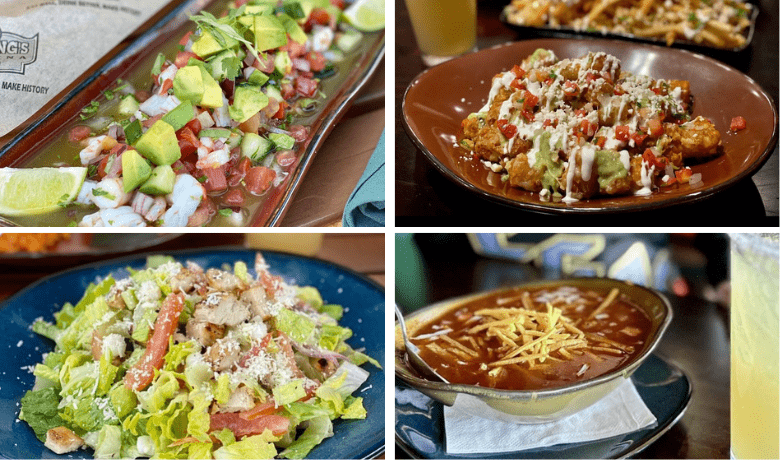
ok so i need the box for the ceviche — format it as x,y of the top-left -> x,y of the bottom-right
18,253 -> 380,458
0,0 -> 373,227
459,49 -> 728,203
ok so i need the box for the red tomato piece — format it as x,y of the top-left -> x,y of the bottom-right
188,197 -> 216,227
675,167 -> 693,183
496,119 -> 517,139
68,125 -> 91,143
615,125 -> 630,142
510,64 -> 526,79
647,118 -> 664,137
523,91 -> 539,110
295,76 -> 318,98
245,166 -> 276,195
178,31 -> 193,47
222,188 -> 245,207
174,51 -> 199,69
177,127 -> 200,159
209,412 -> 290,439
510,78 -> 526,91
563,81 -> 579,97
630,130 -> 648,146
124,293 -> 185,391
306,51 -> 327,72
730,116 -> 746,131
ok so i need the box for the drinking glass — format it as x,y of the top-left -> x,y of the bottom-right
404,0 -> 477,66
730,233 -> 779,459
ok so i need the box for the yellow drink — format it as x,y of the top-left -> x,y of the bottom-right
731,233 -> 780,459
245,233 -> 324,256
404,0 -> 477,66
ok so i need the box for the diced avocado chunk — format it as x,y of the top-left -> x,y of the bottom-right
139,165 -> 176,195
241,132 -> 274,163
199,66 -> 224,108
135,120 -> 181,166
161,101 -> 194,131
595,149 -> 628,190
199,128 -> 232,139
278,13 -> 307,44
118,94 -> 140,117
247,68 -> 270,86
528,48 -> 554,66
268,132 -> 295,150
252,15 -> 288,52
173,66 -> 204,104
280,2 -> 306,20
229,84 -> 269,123
121,149 -> 152,193
243,4 -> 274,15
264,85 -> 283,103
530,131 -> 563,191
191,29 -> 238,58
274,51 -> 292,75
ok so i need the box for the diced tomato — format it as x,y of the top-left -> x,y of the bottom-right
97,152 -> 122,179
308,8 -> 331,26
510,64 -> 526,79
563,81 -> 579,97
275,150 -> 297,169
542,119 -> 558,128
252,54 -> 276,73
295,76 -> 318,98
579,120 -> 595,137
642,149 -> 667,169
245,166 -> 276,195
522,91 -> 538,110
172,159 -> 196,176
585,72 -> 598,84
647,118 -> 664,137
178,31 -> 193,47
174,51 -> 199,69
222,188 -> 245,207
595,136 -> 606,148
630,130 -> 648,146
306,51 -> 327,72
651,87 -> 663,95
184,118 -> 202,135
288,125 -> 309,142
273,100 -> 289,120
675,167 -> 693,183
730,116 -> 746,132
209,412 -> 290,439
496,119 -> 517,139
615,125 -> 630,142
510,78 -> 526,91
330,0 -> 346,8
661,176 -> 678,187
68,125 -> 91,143
574,108 -> 587,117
177,127 -> 200,159
281,40 -> 307,59
521,109 -> 535,123
281,82 -> 296,100
124,293 -> 185,391
613,85 -> 626,96
201,166 -> 228,193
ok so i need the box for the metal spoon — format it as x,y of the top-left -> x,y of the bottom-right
395,304 -> 448,383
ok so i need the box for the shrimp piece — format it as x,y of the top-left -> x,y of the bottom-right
196,147 -> 230,170
139,94 -> 181,117
311,25 -> 334,52
161,174 -> 205,227
79,206 -> 146,227
90,177 -> 131,209
79,135 -> 117,165
76,180 -> 98,205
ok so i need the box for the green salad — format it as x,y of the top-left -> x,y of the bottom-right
18,253 -> 379,459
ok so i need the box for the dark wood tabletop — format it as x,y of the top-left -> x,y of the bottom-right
0,233 -> 385,301
395,0 -> 779,226
395,235 -> 729,459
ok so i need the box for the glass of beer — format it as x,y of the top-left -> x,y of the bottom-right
404,0 -> 477,66
730,233 -> 779,459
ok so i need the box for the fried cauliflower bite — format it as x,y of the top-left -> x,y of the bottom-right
664,116 -> 721,159
506,153 -> 544,192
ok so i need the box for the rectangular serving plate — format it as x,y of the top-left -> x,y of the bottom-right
499,4 -> 758,54
0,0 -> 385,227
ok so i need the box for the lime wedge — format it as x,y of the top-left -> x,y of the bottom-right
0,167 -> 87,216
343,0 -> 384,32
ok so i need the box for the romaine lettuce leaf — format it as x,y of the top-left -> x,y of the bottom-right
19,387 -> 65,442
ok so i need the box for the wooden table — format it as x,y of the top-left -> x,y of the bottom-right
395,0 -> 778,225
0,233 -> 385,300
395,236 -> 729,459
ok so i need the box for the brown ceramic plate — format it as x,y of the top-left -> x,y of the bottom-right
402,38 -> 778,214
0,0 -> 384,227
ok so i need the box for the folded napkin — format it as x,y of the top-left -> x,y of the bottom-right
444,379 -> 657,454
342,130 -> 385,227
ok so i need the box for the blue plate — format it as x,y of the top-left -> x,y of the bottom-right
396,353 -> 691,459
0,247 -> 385,459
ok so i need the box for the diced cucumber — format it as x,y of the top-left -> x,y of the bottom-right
269,132 -> 295,150
337,29 -> 362,52
199,128 -> 232,139
226,130 -> 244,149
241,133 -> 274,163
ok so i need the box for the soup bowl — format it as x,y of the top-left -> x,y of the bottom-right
395,278 -> 672,424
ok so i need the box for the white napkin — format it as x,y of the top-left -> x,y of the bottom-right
444,379 -> 657,454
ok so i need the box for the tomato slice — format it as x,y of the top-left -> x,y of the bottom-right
209,412 -> 290,438
124,293 -> 185,391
